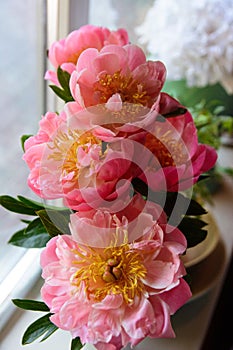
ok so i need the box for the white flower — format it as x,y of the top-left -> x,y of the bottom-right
136,0 -> 233,94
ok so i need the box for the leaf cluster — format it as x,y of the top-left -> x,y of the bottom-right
188,100 -> 233,202
0,195 -> 71,248
190,100 -> 233,150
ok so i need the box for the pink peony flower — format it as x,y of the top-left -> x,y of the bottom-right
40,199 -> 191,349
22,107 -> 135,211
22,110 -> 68,198
138,93 -> 218,192
69,44 -> 166,108
45,25 -> 129,85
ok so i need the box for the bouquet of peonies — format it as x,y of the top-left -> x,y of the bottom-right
0,25 -> 217,350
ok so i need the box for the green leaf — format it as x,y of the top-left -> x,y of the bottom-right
8,218 -> 50,248
131,181 -> 206,219
36,209 -> 71,237
163,192 -> 207,219
17,196 -> 46,211
21,134 -> 33,152
40,323 -> 59,342
18,195 -> 70,212
7,228 -> 26,245
161,107 -> 187,119
71,337 -> 83,350
21,219 -> 31,224
12,299 -> 49,312
0,195 -> 65,217
22,313 -> 58,345
186,198 -> 207,216
0,195 -> 38,216
49,84 -> 74,103
197,173 -> 210,182
57,66 -> 71,92
178,216 -> 208,248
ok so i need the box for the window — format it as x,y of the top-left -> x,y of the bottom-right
0,0 -> 46,325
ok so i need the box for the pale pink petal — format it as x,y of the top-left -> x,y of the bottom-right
143,260 -> 176,289
44,70 -> 59,85
105,93 -> 123,112
40,237 -> 59,268
149,296 -> 175,338
77,48 -> 99,72
60,62 -> 76,75
93,294 -> 123,310
122,297 -> 156,340
124,44 -> 146,70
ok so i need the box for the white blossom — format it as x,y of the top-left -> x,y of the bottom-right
136,0 -> 233,94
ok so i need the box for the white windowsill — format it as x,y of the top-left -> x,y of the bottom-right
0,250 -> 41,333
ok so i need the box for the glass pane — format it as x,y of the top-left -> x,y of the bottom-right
0,0 -> 45,282
88,0 -> 154,52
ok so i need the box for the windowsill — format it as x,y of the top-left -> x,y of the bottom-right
0,250 -> 41,332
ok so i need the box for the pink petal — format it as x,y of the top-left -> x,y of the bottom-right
160,278 -> 192,314
93,294 -> 123,310
44,70 -> 59,85
93,52 -> 121,75
122,297 -> 155,341
143,260 -> 176,289
124,44 -> 146,70
149,296 -> 175,338
77,48 -> 99,72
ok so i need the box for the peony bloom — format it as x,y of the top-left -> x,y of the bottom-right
22,107 -> 135,211
69,44 -> 166,108
138,93 -> 218,192
45,25 -> 129,85
40,198 -> 191,349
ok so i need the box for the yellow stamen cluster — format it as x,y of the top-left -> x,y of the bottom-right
94,71 -> 150,106
48,129 -> 101,180
145,129 -> 187,167
71,243 -> 147,305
